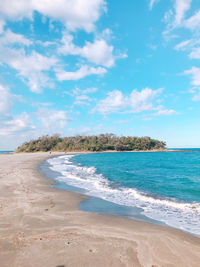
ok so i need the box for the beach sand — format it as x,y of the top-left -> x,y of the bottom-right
0,153 -> 200,267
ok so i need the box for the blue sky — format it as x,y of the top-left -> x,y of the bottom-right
0,0 -> 200,149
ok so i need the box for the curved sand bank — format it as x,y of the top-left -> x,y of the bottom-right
0,153 -> 199,267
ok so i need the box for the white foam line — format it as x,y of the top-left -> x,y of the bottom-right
47,155 -> 200,236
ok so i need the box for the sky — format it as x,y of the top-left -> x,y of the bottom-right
0,0 -> 200,149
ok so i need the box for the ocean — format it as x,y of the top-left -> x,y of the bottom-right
41,151 -> 200,236
0,151 -> 13,154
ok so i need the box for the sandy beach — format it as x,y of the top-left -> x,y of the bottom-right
0,153 -> 200,267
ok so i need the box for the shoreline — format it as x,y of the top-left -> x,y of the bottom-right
0,152 -> 200,266
43,152 -> 200,237
13,148 -> 198,154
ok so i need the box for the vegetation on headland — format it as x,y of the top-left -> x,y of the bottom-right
16,134 -> 167,152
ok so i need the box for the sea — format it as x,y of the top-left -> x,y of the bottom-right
41,150 -> 200,236
0,151 -> 13,154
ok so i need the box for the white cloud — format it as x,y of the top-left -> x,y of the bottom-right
163,9 -> 174,25
36,40 -> 56,47
174,38 -> 200,60
163,0 -> 200,50
174,0 -> 192,26
184,67 -> 200,87
93,90 -> 125,115
149,0 -> 160,10
70,87 -> 98,105
174,39 -> 191,50
59,33 -> 115,67
189,47 -> 200,59
78,39 -> 114,67
75,95 -> 91,101
0,3 -> 120,93
0,113 -> 34,136
56,65 -> 107,81
0,30 -> 110,92
0,1 -> 32,21
95,28 -> 113,41
0,0 -> 106,32
129,87 -> 162,112
70,87 -> 98,96
184,10 -> 200,30
0,29 -> 32,46
162,1 -> 193,41
9,51 -> 57,93
68,124 -> 104,136
32,102 -> 53,107
192,93 -> 200,101
0,83 -> 35,136
81,87 -> 98,94
183,66 -> 200,101
0,46 -> 57,92
0,19 -> 5,34
0,92 -> 69,138
156,109 -> 177,115
114,120 -> 129,124
0,84 -> 12,114
58,33 -> 76,54
36,108 -> 69,131
0,30 -> 56,93
74,95 -> 92,106
8,51 -> 56,73
93,88 -> 167,115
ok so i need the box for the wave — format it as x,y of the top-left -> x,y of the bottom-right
47,154 -> 200,236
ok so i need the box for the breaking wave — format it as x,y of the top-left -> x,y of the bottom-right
47,154 -> 200,236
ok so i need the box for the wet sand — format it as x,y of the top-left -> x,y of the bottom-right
0,152 -> 200,267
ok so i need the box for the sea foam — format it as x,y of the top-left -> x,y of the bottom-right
47,155 -> 200,236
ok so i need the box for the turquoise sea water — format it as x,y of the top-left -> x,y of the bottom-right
45,151 -> 200,236
0,151 -> 13,154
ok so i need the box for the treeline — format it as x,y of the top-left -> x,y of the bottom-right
16,134 -> 166,152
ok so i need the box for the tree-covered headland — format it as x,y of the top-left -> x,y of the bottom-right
16,134 -> 167,152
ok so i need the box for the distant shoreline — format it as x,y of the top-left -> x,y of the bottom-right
13,148 -> 199,154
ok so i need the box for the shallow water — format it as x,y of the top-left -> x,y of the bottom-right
44,151 -> 200,236
0,151 -> 13,154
